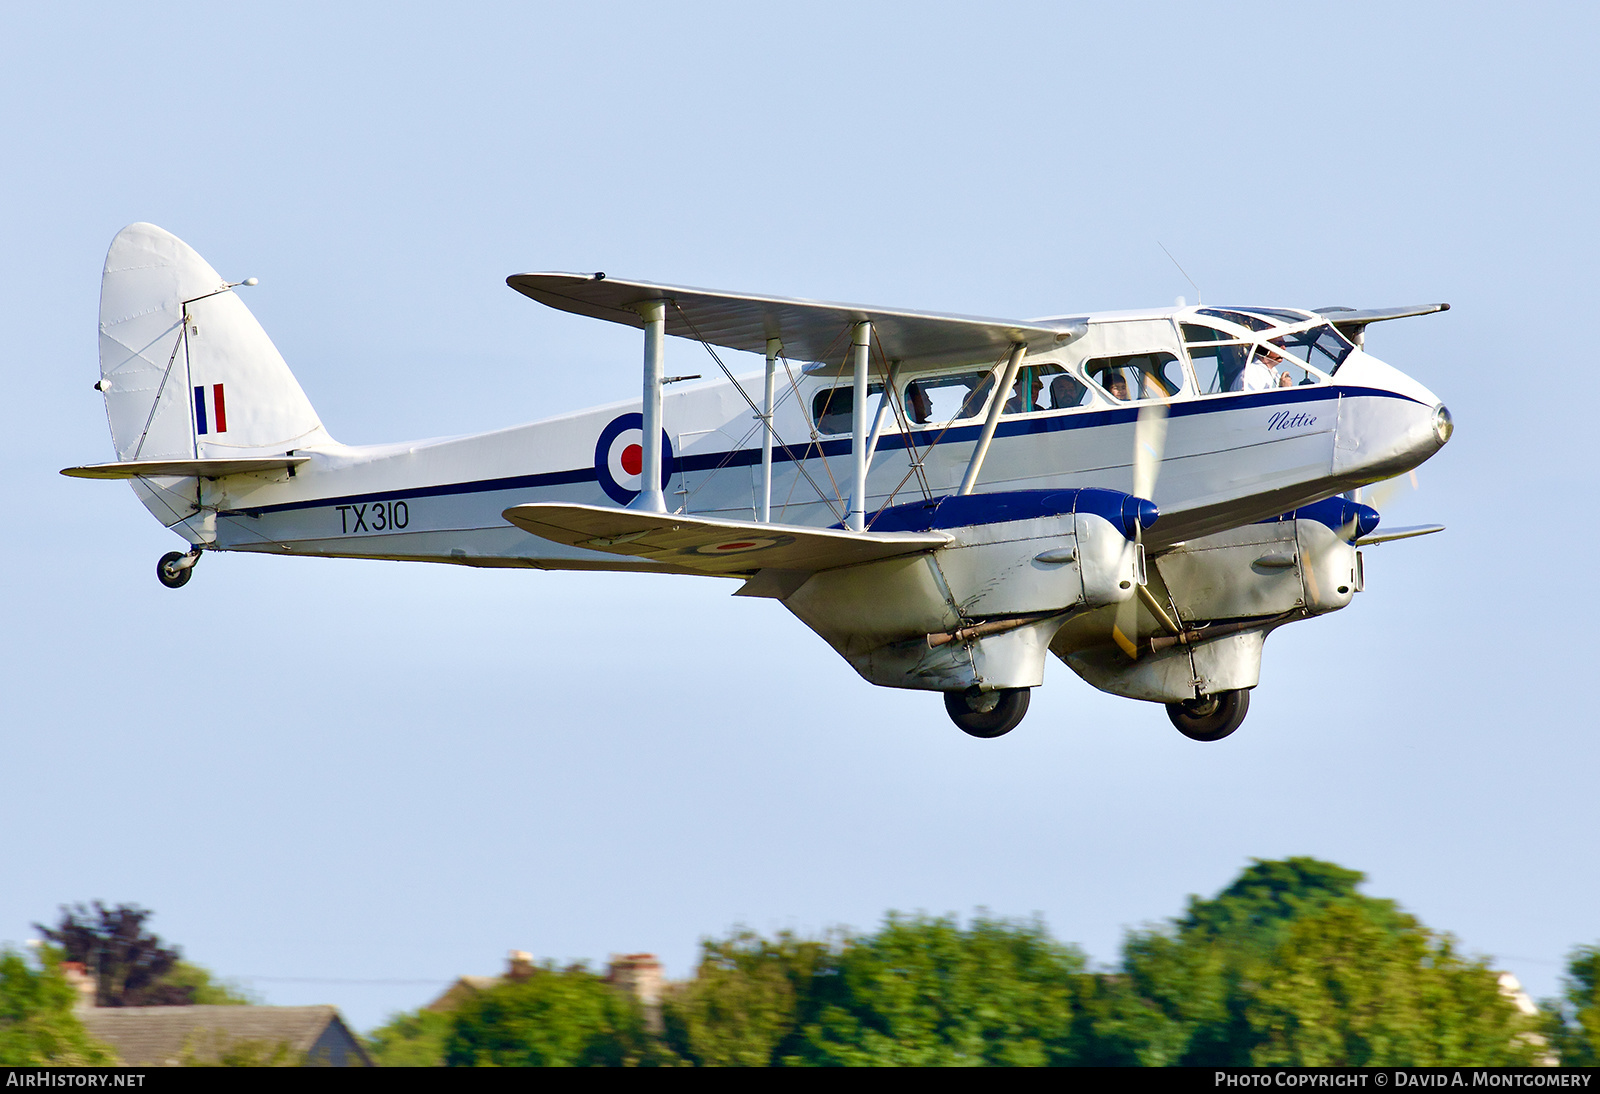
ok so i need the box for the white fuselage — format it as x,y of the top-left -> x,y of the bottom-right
161,318 -> 1446,572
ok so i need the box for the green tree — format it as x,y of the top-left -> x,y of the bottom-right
444,963 -> 665,1067
661,927 -> 847,1066
1543,943 -> 1600,1065
161,961 -> 257,1005
365,1007 -> 453,1067
0,947 -> 114,1066
1081,857 -> 1415,1065
1071,929 -> 1229,1065
794,913 -> 1085,1067
661,929 -> 803,1066
1080,858 -> 1536,1067
1247,902 -> 1536,1066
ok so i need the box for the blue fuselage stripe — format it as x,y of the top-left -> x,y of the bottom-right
222,385 -> 1418,518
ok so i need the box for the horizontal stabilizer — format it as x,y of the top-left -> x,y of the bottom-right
1355,523 -> 1444,545
502,502 -> 949,575
61,456 -> 309,480
505,273 -> 1082,370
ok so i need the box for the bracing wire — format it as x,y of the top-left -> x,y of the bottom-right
865,346 -> 1010,529
670,301 -> 845,522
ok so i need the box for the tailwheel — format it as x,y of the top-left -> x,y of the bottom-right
156,550 -> 199,589
944,687 -> 1030,738
1166,689 -> 1249,742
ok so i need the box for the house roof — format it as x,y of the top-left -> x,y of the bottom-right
81,1005 -> 371,1067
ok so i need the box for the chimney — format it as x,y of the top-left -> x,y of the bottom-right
605,954 -> 664,1032
59,961 -> 96,1013
505,950 -> 535,982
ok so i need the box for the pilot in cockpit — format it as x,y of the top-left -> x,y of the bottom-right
1239,347 -> 1294,391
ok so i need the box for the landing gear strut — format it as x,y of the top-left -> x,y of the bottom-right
944,687 -> 1030,738
156,549 -> 201,589
1166,689 -> 1249,741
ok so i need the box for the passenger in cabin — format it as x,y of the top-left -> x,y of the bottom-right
906,380 -> 933,424
1104,372 -> 1130,401
956,374 -> 995,419
1004,372 -> 1045,414
1050,374 -> 1088,409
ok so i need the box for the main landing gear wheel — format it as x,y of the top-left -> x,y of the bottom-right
1166,689 -> 1249,742
944,687 -> 1030,738
156,551 -> 198,590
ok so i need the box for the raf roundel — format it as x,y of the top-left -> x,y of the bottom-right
682,534 -> 796,557
594,412 -> 674,505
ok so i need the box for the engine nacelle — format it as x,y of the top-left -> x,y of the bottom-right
783,489 -> 1153,693
1058,504 -> 1369,704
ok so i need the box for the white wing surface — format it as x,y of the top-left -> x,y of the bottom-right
506,273 -> 1083,370
502,503 -> 949,575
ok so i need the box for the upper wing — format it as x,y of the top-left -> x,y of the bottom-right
62,457 -> 310,480
505,273 -> 1083,370
1314,304 -> 1450,339
502,503 -> 950,575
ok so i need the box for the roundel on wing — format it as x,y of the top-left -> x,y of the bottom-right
594,413 -> 674,505
681,534 -> 796,558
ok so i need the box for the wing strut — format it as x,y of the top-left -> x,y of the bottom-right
635,300 -> 668,513
759,337 -> 780,522
847,321 -> 871,531
959,342 -> 1027,495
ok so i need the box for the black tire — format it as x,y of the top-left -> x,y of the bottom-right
944,687 -> 1030,738
156,551 -> 193,589
1166,689 -> 1249,741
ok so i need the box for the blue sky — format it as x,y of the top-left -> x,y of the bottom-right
3,3 -> 1595,1031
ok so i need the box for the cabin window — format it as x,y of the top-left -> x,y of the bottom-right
1240,344 -> 1316,390
811,383 -> 883,436
1235,307 -> 1317,325
1187,341 -> 1253,393
1083,352 -> 1186,403
1188,338 -> 1331,392
1197,308 -> 1273,332
1270,324 -> 1355,375
903,371 -> 995,428
1000,363 -> 1092,414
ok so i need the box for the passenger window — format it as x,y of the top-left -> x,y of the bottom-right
811,383 -> 882,435
903,371 -> 995,428
1047,371 -> 1092,410
1084,352 -> 1185,402
1001,364 -> 1085,415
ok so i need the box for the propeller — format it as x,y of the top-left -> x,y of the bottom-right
1352,470 -> 1418,513
1112,401 -> 1169,659
1341,471 -> 1417,540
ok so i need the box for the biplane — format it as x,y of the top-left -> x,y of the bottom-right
66,223 -> 1452,740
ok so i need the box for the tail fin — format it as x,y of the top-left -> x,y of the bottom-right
98,223 -> 333,464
